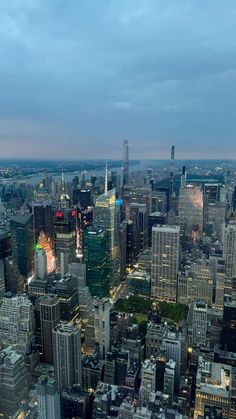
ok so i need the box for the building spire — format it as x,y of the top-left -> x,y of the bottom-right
61,162 -> 65,194
105,161 -> 108,194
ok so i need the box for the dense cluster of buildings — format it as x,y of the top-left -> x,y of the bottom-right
0,144 -> 236,417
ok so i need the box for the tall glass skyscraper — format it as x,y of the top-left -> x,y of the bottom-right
94,188 -> 120,290
84,227 -> 110,297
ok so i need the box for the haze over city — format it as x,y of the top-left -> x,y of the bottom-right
1,0 -> 236,159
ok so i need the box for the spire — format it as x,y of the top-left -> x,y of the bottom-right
105,161 -> 108,194
61,162 -> 65,194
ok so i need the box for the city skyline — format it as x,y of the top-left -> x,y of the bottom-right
1,1 -> 236,159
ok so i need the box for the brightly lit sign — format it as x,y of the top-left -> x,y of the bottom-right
116,198 -> 123,206
56,211 -> 64,218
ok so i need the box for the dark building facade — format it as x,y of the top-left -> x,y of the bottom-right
10,214 -> 34,278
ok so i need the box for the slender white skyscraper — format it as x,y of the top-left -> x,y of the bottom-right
123,140 -> 129,187
151,225 -> 180,302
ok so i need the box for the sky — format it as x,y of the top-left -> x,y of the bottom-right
0,0 -> 236,160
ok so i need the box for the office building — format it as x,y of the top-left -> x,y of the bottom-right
10,213 -> 34,279
94,298 -> 110,359
163,331 -> 182,386
32,200 -> 53,244
35,247 -> 47,279
0,346 -> 28,417
0,295 -> 34,355
221,297 -> 236,352
141,359 -> 157,392
73,188 -> 92,209
164,360 -> 176,405
178,258 -> 214,305
47,273 -> 80,322
151,225 -> 180,302
53,322 -> 82,393
39,294 -> 60,364
36,376 -> 61,419
0,259 -> 5,300
53,208 -> 77,269
94,188 -> 120,289
188,301 -> 208,347
194,357 -> 231,419
223,222 -> 236,289
84,227 -> 110,297
178,184 -> 203,236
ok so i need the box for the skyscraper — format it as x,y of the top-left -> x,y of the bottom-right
178,184 -> 203,237
94,298 -> 110,359
39,294 -> 60,364
32,200 -> 53,244
34,247 -> 47,279
10,213 -> 34,279
123,140 -> 129,187
0,295 -> 34,355
94,188 -> 120,290
223,222 -> 236,290
84,227 -> 110,297
36,376 -> 61,419
53,322 -> 82,393
0,346 -> 28,417
221,297 -> 236,352
151,225 -> 180,302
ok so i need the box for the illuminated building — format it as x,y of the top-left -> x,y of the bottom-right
37,230 -> 55,273
36,376 -> 61,419
53,322 -> 81,393
194,357 -> 231,419
32,199 -> 53,244
39,294 -> 60,364
94,188 -> 120,290
10,213 -> 34,279
178,184 -> 203,237
53,208 -> 77,268
151,225 -> 180,302
35,179 -> 49,201
84,227 -> 110,297
177,258 -> 214,305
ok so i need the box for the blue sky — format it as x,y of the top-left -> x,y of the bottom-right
0,0 -> 236,159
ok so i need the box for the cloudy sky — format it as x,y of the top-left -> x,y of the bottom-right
0,0 -> 236,160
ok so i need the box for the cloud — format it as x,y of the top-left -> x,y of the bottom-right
0,0 -> 236,159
